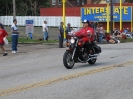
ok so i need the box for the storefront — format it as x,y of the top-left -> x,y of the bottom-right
40,3 -> 133,31
83,3 -> 133,31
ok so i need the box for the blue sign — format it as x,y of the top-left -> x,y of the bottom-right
81,6 -> 132,22
26,20 -> 34,24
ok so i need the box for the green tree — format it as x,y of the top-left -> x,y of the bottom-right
129,0 -> 133,2
125,0 -> 133,2
0,0 -> 50,16
0,0 -> 13,15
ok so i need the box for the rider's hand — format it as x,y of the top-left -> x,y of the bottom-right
89,32 -> 92,35
87,30 -> 92,36
72,33 -> 76,36
79,39 -> 83,42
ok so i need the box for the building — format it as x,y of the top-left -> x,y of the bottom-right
40,0 -> 93,16
41,0 -> 127,16
113,0 -> 126,3
49,0 -> 91,7
40,0 -> 133,31
83,3 -> 133,31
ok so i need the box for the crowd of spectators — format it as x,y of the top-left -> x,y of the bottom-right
90,21 -> 133,44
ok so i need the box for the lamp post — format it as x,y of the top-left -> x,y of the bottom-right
62,0 -> 66,39
13,0 -> 16,19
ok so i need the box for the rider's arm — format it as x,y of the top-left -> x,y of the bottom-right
74,29 -> 83,37
82,28 -> 94,37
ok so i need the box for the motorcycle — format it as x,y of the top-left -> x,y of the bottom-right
63,33 -> 101,69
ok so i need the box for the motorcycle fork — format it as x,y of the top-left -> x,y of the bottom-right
71,48 -> 76,60
71,41 -> 78,60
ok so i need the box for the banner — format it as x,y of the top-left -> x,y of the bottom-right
81,6 -> 132,22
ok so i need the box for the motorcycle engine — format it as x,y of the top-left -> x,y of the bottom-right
83,53 -> 88,60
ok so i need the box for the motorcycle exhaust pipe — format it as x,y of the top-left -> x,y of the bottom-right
78,57 -> 86,63
89,54 -> 99,57
91,57 -> 97,59
87,57 -> 97,62
87,58 -> 91,62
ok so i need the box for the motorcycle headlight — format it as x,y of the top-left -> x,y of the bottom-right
70,38 -> 75,43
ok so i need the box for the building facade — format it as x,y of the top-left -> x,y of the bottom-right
40,0 -> 133,31
49,0 -> 91,7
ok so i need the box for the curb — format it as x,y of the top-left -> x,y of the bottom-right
8,42 -> 59,45
19,42 -> 59,45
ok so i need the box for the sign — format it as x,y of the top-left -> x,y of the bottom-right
26,20 -> 34,34
81,6 -> 132,22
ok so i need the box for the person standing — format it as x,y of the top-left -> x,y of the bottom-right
58,22 -> 64,48
42,21 -> 49,41
66,23 -> 71,34
11,19 -> 19,53
0,24 -> 8,56
66,23 -> 71,43
95,24 -> 100,42
0,23 -> 4,29
99,24 -> 104,43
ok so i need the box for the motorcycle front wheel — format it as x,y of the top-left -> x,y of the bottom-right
63,51 -> 75,69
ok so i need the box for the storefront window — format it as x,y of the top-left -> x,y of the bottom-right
82,0 -> 84,5
52,0 -> 56,5
77,0 -> 80,5
58,0 -> 61,5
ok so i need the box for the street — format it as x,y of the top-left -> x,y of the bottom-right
0,42 -> 133,99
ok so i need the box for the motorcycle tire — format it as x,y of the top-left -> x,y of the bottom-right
63,51 -> 75,69
88,59 -> 97,64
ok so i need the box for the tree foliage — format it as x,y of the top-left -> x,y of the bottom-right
125,0 -> 133,2
0,0 -> 50,16
129,0 -> 133,2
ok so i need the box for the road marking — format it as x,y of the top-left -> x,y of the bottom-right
0,60 -> 133,97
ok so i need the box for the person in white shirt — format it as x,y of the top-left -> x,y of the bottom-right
42,21 -> 48,41
11,19 -> 19,53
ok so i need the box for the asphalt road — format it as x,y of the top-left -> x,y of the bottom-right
0,42 -> 133,99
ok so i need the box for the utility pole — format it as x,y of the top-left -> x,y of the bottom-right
110,0 -> 113,34
106,0 -> 110,33
120,0 -> 122,30
13,0 -> 16,19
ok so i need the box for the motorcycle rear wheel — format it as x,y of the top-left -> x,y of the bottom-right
88,58 -> 97,64
63,51 -> 75,69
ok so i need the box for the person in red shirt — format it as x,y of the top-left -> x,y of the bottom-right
120,27 -> 124,33
0,24 -> 8,56
75,20 -> 94,42
74,19 -> 94,55
105,33 -> 111,42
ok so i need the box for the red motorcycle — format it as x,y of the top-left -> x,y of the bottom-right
63,34 -> 101,69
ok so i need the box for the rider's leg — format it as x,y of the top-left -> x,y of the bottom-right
85,42 -> 93,54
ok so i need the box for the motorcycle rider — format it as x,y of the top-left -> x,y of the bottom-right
74,19 -> 95,58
